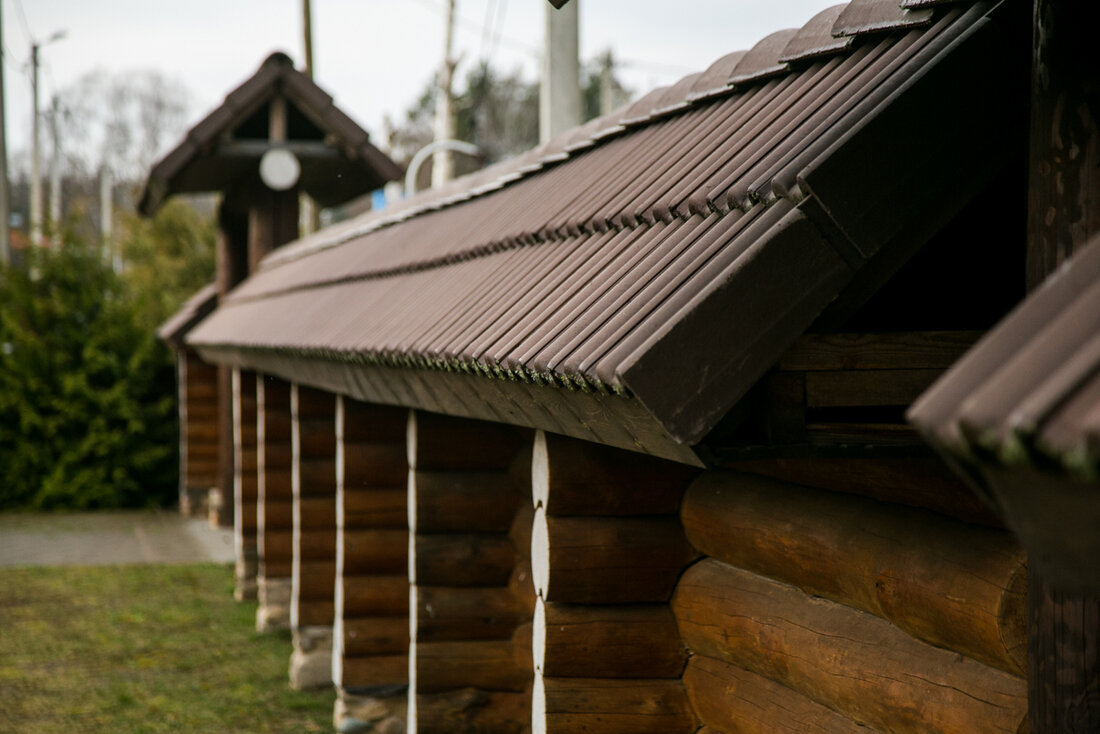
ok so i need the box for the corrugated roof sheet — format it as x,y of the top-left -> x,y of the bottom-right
188,0 -> 1024,460
139,52 -> 402,216
910,235 -> 1100,480
157,283 -> 218,349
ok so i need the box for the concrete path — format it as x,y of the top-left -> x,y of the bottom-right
0,510 -> 235,567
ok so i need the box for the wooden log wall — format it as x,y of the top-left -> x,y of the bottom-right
232,369 -> 259,601
257,375 -> 293,632
178,349 -> 219,517
674,470 -> 1030,734
531,431 -> 699,734
407,411 -> 532,734
290,384 -> 338,689
333,395 -> 409,728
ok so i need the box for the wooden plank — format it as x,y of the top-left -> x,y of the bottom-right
682,471 -> 1026,675
344,529 -> 408,574
777,331 -> 982,371
342,575 -> 408,617
343,487 -> 407,529
532,431 -> 697,516
341,654 -> 409,688
414,640 -> 529,693
534,677 -> 697,734
409,411 -> 524,471
342,400 -> 407,443
412,471 -> 519,533
296,599 -> 335,627
804,368 -> 943,408
684,655 -> 874,734
414,689 -> 528,734
298,529 -> 336,561
534,600 -> 686,679
415,587 -> 527,642
672,559 -> 1028,734
298,457 -> 336,491
343,442 -> 408,488
532,510 -> 697,604
413,534 -> 516,587
343,616 -> 409,656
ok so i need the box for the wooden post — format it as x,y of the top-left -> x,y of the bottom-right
531,431 -> 697,734
257,375 -> 293,631
1023,3 -> 1100,730
289,383 -> 337,690
333,396 -> 409,733
407,411 -> 531,733
232,369 -> 259,601
178,349 -> 218,518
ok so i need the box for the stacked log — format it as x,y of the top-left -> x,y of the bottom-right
178,349 -> 219,517
256,375 -> 293,632
232,369 -> 259,601
674,470 -> 1029,734
289,384 -> 338,690
407,411 -> 531,734
530,431 -> 699,734
333,397 -> 409,733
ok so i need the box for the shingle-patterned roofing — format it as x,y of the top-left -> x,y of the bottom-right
139,52 -> 402,216
188,0 -> 1023,462
910,235 -> 1100,480
157,283 -> 218,349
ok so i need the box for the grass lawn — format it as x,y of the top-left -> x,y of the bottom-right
0,563 -> 333,733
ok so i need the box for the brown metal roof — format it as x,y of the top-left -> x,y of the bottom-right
138,52 -> 402,216
157,283 -> 218,349
910,234 -> 1100,479
188,0 -> 1025,462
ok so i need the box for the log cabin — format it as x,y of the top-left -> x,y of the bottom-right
153,0 -> 1100,730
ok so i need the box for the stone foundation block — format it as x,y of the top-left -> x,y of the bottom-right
333,688 -> 407,734
256,577 -> 292,632
290,626 -> 334,690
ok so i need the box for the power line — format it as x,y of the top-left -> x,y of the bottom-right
12,0 -> 31,44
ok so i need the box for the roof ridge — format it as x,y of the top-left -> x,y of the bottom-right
261,0 -> 954,273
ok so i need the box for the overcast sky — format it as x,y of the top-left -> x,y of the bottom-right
4,0 -> 838,164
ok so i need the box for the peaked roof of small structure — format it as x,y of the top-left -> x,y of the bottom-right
139,52 -> 402,216
188,0 -> 1024,465
910,234 -> 1100,480
157,283 -> 218,350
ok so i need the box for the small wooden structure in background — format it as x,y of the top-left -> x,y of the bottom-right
148,51 -> 401,610
153,0 -> 1098,731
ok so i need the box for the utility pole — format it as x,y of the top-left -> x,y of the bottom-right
28,30 -> 65,248
49,96 -> 61,246
541,0 -> 581,143
300,0 -> 320,234
432,0 -> 458,188
30,43 -> 42,247
0,2 -> 10,264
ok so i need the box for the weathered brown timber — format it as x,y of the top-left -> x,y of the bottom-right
342,401 -> 407,443
512,622 -> 533,672
296,600 -> 335,627
534,677 -> 697,734
509,560 -> 536,615
683,655 -> 876,734
343,443 -> 408,488
1029,572 -> 1100,734
343,617 -> 410,656
728,456 -> 1000,526
215,365 -> 234,528
343,529 -> 408,573
298,529 -> 337,561
803,368 -> 943,408
408,411 -> 524,471
299,457 -> 337,492
672,560 -> 1028,734
415,587 -> 527,642
341,575 -> 408,617
414,640 -> 529,693
532,431 -> 697,516
233,369 -> 259,601
297,561 -> 337,597
414,689 -> 529,734
296,385 -> 337,417
263,470 -> 293,500
412,534 -> 515,587
776,331 -> 982,371
343,487 -> 406,528
264,560 -> 292,578
682,471 -> 1027,674
411,471 -> 520,533
531,509 -> 697,603
533,600 -> 686,678
341,654 -> 409,688
262,529 -> 294,558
